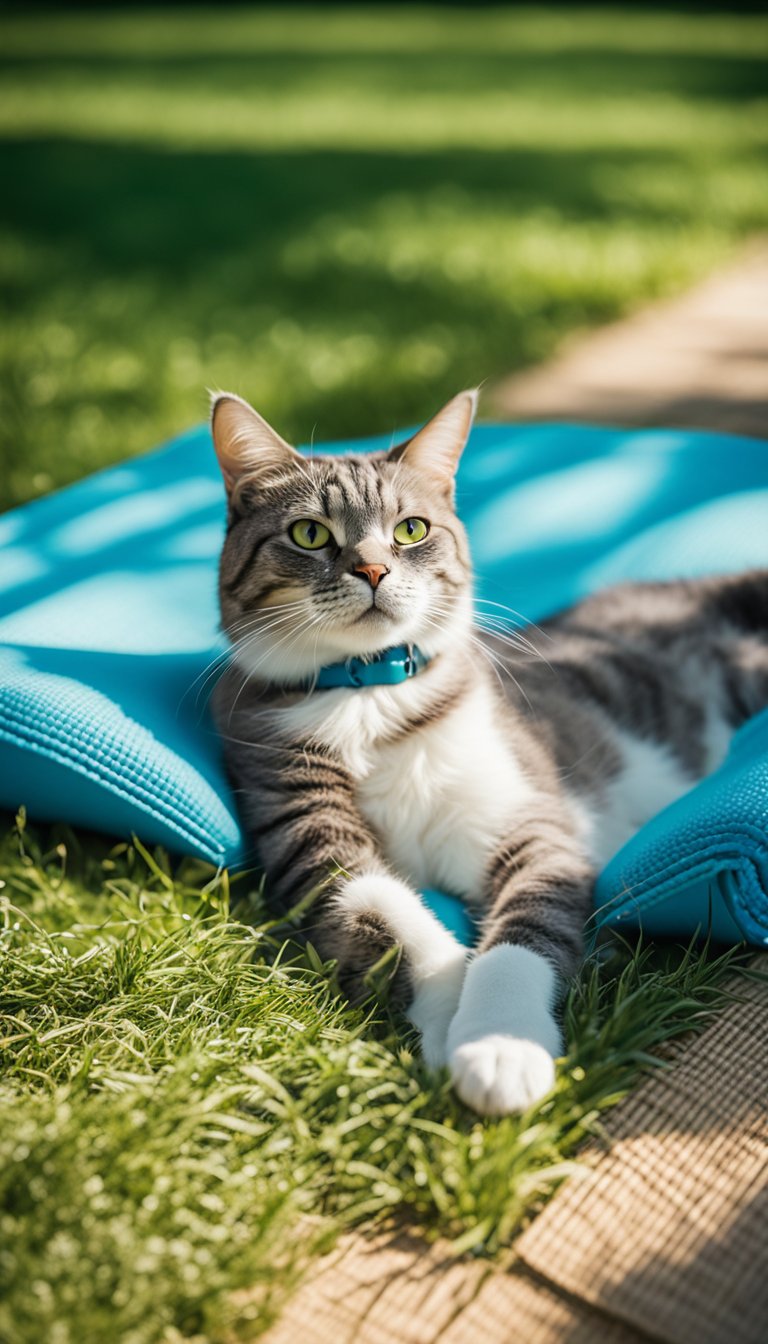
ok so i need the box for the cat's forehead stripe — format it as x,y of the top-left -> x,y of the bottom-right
315,457 -> 395,525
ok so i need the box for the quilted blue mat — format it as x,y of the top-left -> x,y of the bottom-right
1,421 -> 766,947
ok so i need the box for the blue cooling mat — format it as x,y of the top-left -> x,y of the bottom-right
1,422 -> 767,946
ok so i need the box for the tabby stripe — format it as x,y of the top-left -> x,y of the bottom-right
491,894 -> 586,940
272,867 -> 330,908
271,758 -> 352,784
253,805 -> 314,839
390,683 -> 468,737
487,907 -> 582,948
561,663 -> 611,707
331,826 -> 376,853
268,833 -> 328,892
223,529 -> 271,594
489,875 -> 587,914
715,573 -> 768,633
488,917 -> 583,964
609,653 -> 667,733
723,666 -> 755,725
280,772 -> 355,797
486,836 -> 540,885
249,580 -> 295,608
321,475 -> 342,518
278,857 -> 350,909
481,907 -> 585,969
296,751 -> 350,774
361,463 -> 378,516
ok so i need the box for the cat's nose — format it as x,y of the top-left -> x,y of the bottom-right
353,562 -> 389,589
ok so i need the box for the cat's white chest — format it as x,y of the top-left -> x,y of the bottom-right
357,685 -> 534,896
278,676 -> 536,896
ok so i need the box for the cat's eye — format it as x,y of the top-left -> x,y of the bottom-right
394,517 -> 429,546
290,519 -> 331,550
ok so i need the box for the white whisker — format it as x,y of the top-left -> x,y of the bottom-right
226,609 -> 330,722
473,597 -> 553,641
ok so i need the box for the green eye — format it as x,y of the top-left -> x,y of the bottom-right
394,517 -> 429,546
290,519 -> 331,550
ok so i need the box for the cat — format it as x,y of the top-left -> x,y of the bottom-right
210,389 -> 768,1116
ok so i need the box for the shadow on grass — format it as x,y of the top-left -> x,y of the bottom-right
1,34 -> 767,507
3,44 -> 767,101
3,138 -> 729,271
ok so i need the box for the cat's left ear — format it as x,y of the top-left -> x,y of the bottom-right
388,389 -> 478,494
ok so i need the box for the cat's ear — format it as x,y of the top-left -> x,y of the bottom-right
210,392 -> 302,496
388,389 -> 478,492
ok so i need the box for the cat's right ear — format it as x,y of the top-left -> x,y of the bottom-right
210,392 -> 303,500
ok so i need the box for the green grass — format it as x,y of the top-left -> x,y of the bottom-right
1,5 -> 767,509
0,812 -> 747,1343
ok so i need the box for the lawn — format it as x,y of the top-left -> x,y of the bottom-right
1,6 -> 766,1341
0,814 -> 743,1343
1,5 -> 767,510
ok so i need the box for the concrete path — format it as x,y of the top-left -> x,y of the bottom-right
490,243 -> 768,440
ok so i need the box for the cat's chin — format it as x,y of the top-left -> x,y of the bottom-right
324,611 -> 411,658
349,607 -> 408,642
351,604 -> 386,624
329,599 -> 405,641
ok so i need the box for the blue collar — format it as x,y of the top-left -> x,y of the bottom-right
308,643 -> 431,691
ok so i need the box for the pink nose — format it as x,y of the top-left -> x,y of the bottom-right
354,562 -> 389,589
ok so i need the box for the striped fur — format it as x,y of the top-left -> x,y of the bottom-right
211,390 -> 768,1115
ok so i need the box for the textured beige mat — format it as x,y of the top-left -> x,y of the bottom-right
262,959 -> 768,1344
516,961 -> 768,1344
261,1225 -> 648,1344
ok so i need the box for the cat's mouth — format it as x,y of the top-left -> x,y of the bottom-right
340,585 -> 411,636
352,602 -> 388,624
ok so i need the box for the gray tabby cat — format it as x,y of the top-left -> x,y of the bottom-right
211,389 -> 768,1117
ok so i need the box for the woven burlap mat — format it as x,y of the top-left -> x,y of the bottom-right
516,959 -> 768,1344
262,957 -> 768,1344
261,1223 -> 645,1344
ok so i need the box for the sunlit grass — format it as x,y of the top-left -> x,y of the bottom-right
1,77 -> 765,153
0,813 -> 747,1342
1,6 -> 767,509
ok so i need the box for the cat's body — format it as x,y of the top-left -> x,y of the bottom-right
211,390 -> 768,1115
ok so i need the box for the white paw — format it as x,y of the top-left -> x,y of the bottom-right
335,870 -> 467,1066
449,1035 -> 556,1116
407,953 -> 467,1068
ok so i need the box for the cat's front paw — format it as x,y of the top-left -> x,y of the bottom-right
449,1034 -> 556,1116
407,952 -> 467,1068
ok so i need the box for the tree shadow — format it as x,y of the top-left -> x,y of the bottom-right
2,29 -> 766,507
3,43 -> 766,102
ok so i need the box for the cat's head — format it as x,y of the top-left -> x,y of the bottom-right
211,390 -> 477,684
